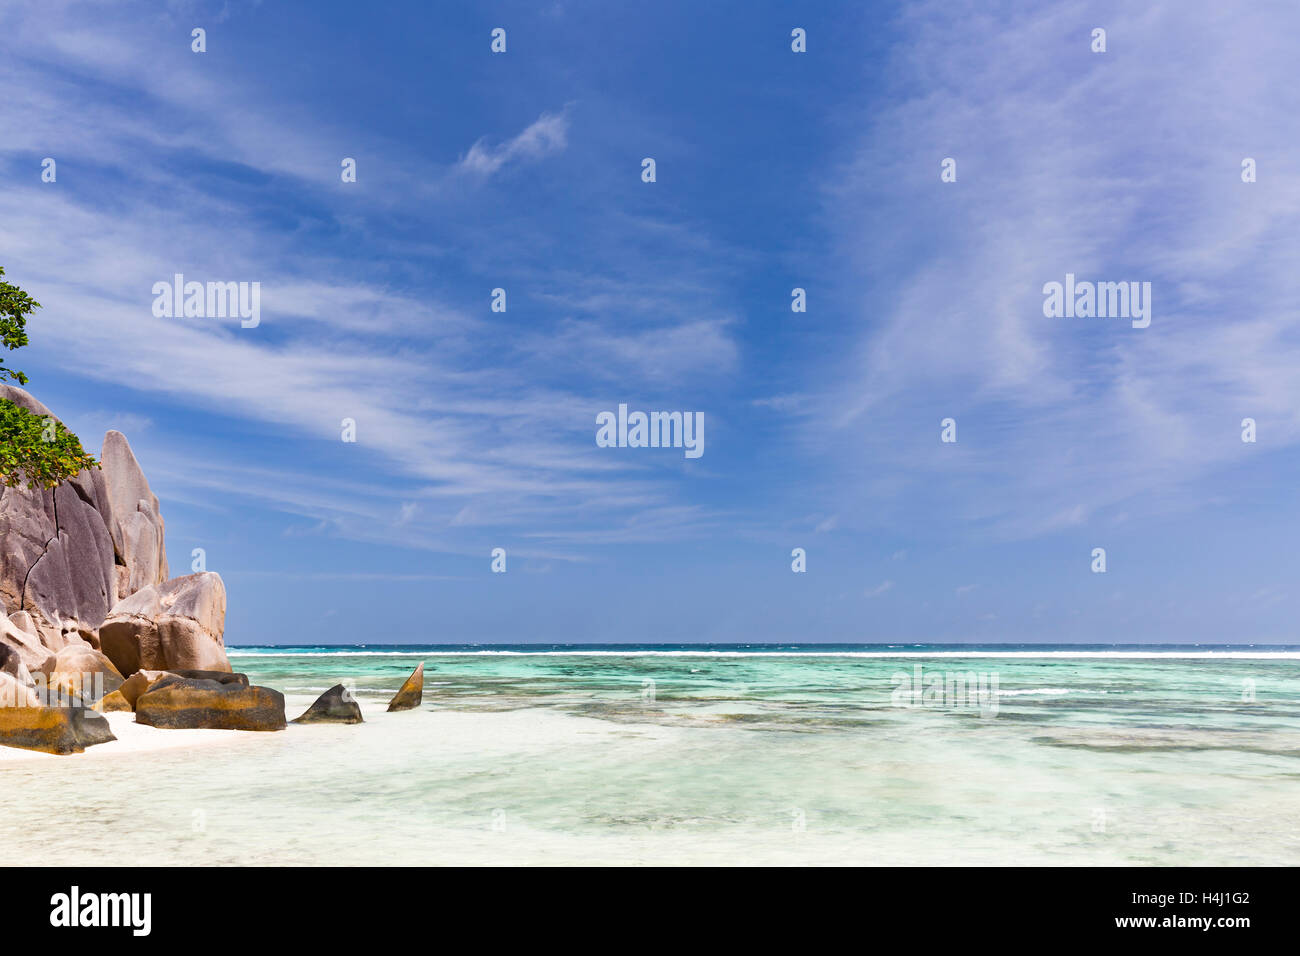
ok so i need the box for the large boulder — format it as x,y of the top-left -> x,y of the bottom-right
117,668 -> 245,710
120,669 -> 248,711
0,704 -> 116,754
0,390 -> 170,665
0,387 -> 120,639
171,668 -> 246,683
386,663 -> 424,712
0,389 -> 223,702
98,572 -> 230,675
21,477 -> 118,639
292,683 -> 363,724
99,430 -> 167,597
135,674 -> 285,731
47,643 -> 124,704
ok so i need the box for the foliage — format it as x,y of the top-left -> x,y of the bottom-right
0,401 -> 99,489
0,267 -> 98,489
0,265 -> 36,386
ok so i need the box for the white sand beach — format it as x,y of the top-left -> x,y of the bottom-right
0,711 -> 273,764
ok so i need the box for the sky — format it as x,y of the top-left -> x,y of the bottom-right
2,0 -> 1298,645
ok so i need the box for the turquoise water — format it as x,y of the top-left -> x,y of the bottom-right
4,644 -> 1298,865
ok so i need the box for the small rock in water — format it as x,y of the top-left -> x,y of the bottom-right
292,683 -> 363,724
387,663 -> 424,712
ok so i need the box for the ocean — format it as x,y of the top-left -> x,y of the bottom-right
5,644 -> 1298,865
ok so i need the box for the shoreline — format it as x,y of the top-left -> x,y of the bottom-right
0,711 -> 279,764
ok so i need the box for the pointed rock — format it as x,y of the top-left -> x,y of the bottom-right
0,387 -> 126,647
293,683 -> 364,724
99,430 -> 168,599
386,663 -> 424,712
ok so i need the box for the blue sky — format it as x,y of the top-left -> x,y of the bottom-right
2,0 -> 1298,644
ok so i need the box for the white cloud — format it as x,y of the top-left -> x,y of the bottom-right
458,111 -> 570,177
810,0 -> 1300,541
0,11 -> 729,558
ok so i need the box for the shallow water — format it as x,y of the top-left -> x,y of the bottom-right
4,645 -> 1298,865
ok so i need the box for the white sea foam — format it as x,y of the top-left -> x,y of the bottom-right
996,687 -> 1074,696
